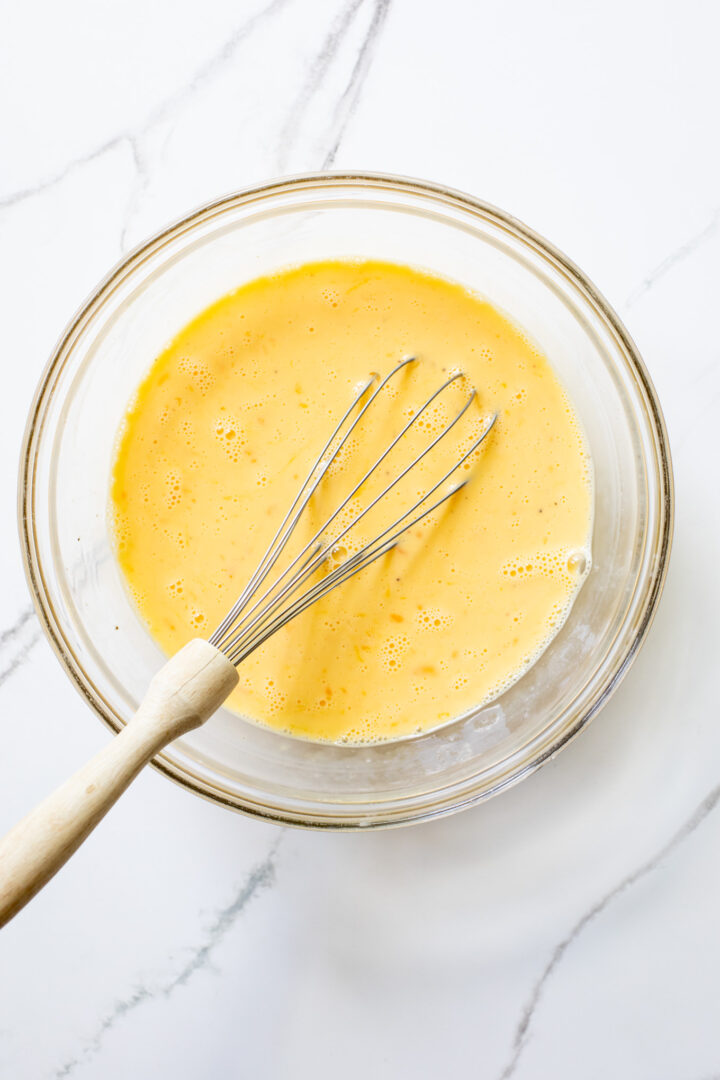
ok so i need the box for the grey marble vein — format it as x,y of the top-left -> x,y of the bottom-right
498,782 -> 720,1078
322,0 -> 392,169
0,606 -> 34,649
0,0 -> 292,214
0,136 -> 131,212
120,0 -> 390,247
0,606 -> 41,689
626,206 -> 720,307
141,0 -> 293,136
276,0 -> 366,170
277,0 -> 392,172
0,630 -> 41,689
118,138 -> 151,254
53,845 -> 279,1079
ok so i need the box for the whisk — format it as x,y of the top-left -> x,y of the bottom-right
0,358 -> 496,926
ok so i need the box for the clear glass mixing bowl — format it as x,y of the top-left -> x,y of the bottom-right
19,173 -> 673,828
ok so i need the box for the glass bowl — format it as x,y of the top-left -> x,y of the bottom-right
19,172 -> 673,828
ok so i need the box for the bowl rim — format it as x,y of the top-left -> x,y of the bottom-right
18,170 -> 674,829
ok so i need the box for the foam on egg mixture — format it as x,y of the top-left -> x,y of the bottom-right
111,260 -> 592,743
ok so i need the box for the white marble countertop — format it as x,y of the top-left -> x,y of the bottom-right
1,1 -> 719,1076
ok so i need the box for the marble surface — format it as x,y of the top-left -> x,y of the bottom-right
1,1 -> 719,1076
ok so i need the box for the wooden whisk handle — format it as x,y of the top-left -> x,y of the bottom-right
0,639 -> 238,928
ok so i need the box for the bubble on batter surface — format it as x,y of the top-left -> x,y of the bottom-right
163,468 -> 183,509
178,355 -> 215,394
379,633 -> 410,671
415,606 -> 454,631
213,414 -> 246,462
262,677 -> 288,716
503,548 -> 573,583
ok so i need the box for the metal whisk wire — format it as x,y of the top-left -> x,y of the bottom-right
218,364 -> 468,655
209,358 -> 496,666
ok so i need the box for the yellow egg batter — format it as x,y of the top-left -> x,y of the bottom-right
111,260 -> 592,742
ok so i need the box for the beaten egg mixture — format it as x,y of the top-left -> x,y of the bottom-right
111,260 -> 592,742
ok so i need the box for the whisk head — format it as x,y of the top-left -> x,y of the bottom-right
209,358 -> 496,666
